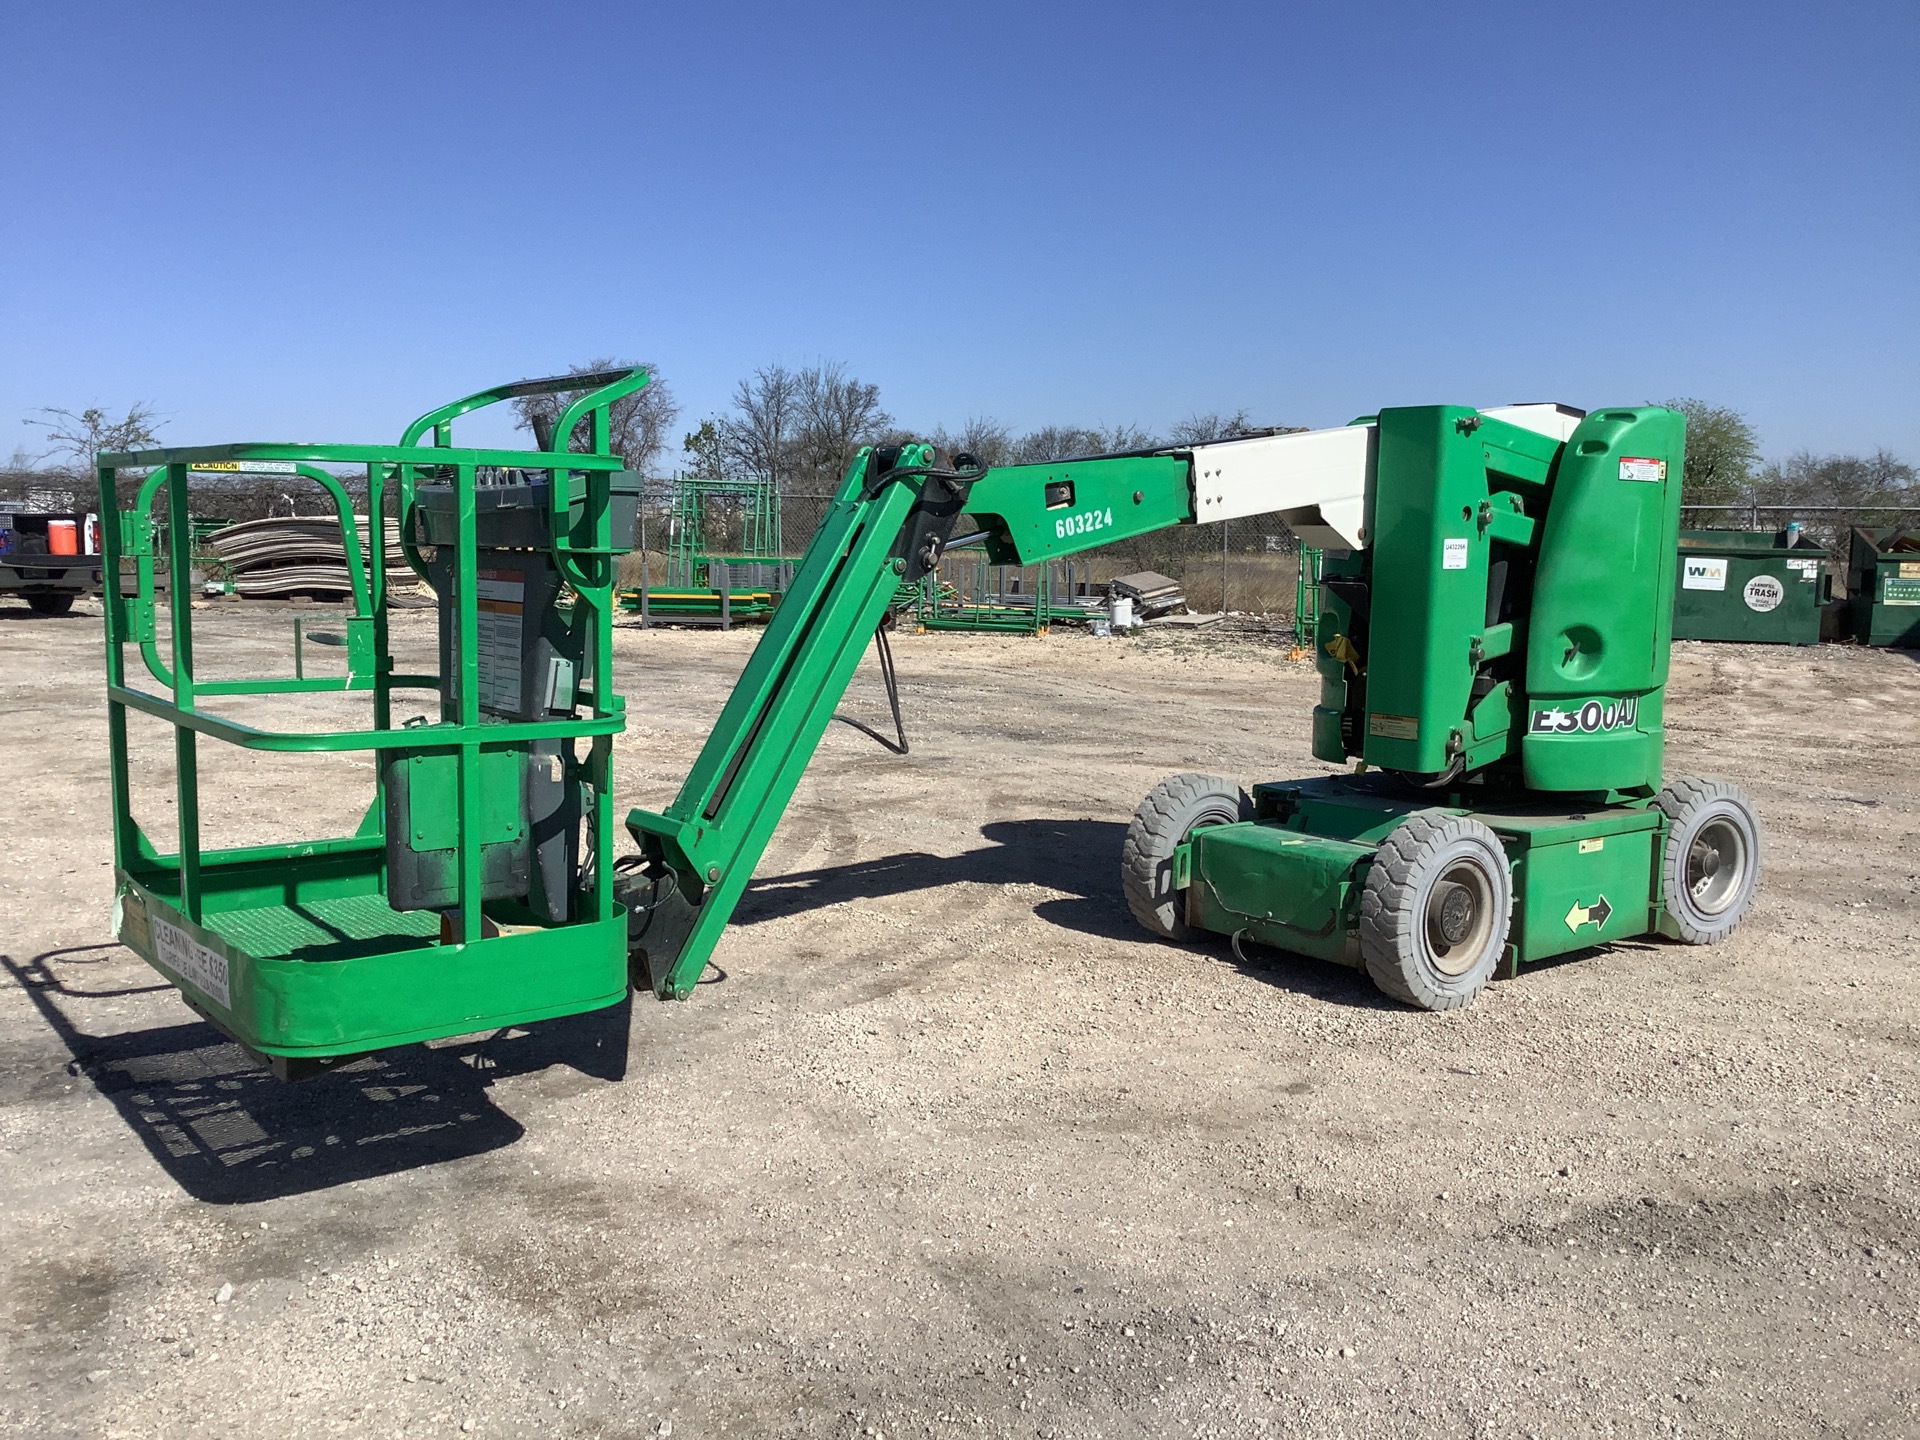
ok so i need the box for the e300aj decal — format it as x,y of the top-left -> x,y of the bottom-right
1529,696 -> 1639,735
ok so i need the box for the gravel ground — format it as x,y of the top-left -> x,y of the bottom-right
2,600 -> 1917,1439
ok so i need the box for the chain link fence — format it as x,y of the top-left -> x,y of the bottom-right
27,459 -> 1912,618
617,478 -> 1308,618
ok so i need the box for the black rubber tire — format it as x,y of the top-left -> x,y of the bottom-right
25,592 -> 74,616
1654,777 -> 1761,943
1359,813 -> 1512,1011
1122,773 -> 1252,941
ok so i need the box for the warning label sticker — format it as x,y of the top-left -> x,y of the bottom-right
1368,712 -> 1419,741
189,459 -> 299,475
1743,575 -> 1785,613
1786,558 -> 1820,580
152,914 -> 231,1009
1682,557 -> 1728,591
1884,576 -> 1920,607
1618,456 -> 1667,483
1442,538 -> 1469,571
475,569 -> 525,715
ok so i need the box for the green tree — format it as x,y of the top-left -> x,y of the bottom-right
681,418 -> 726,480
1659,398 -> 1759,507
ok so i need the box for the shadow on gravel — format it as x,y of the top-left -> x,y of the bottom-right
3,944 -> 631,1205
736,818 -> 1133,933
740,818 -> 1395,1008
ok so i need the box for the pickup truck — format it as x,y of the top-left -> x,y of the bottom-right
0,503 -> 103,614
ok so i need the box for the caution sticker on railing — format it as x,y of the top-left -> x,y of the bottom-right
190,460 -> 299,475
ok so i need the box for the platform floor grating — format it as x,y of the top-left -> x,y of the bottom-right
206,894 -> 442,963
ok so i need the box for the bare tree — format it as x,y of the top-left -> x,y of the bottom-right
1009,423 -> 1159,464
1010,426 -> 1100,464
1753,450 -> 1918,509
1167,410 -> 1255,445
718,365 -> 799,488
25,402 -> 163,474
1094,422 -> 1159,453
511,359 -> 677,472
928,417 -> 1013,467
790,362 -> 893,487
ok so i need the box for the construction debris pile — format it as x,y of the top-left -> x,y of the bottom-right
1108,570 -> 1188,619
203,515 -> 414,600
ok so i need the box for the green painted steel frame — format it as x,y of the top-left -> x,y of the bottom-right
98,369 -> 651,1053
664,474 -> 784,589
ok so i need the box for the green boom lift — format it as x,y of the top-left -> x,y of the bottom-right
102,384 -> 1761,1076
621,400 -> 1760,1012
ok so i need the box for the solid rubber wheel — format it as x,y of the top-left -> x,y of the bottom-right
25,592 -> 74,615
1359,813 -> 1512,1011
1654,777 -> 1761,943
1121,772 -> 1251,941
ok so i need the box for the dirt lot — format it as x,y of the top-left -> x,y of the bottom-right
3,599 -> 1918,1439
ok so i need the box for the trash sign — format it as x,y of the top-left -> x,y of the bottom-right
1742,575 -> 1785,612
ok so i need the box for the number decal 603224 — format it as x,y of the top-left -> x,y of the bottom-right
1054,507 -> 1115,540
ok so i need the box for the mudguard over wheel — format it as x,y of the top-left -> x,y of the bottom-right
1654,777 -> 1761,943
1359,813 -> 1512,1011
1122,773 -> 1252,941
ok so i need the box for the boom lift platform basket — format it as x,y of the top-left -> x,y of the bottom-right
100,369 -> 649,1078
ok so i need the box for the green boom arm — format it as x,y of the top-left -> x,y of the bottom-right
623,444 -> 1197,997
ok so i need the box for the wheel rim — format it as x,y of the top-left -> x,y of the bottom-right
1686,815 -> 1749,916
1164,806 -> 1242,900
1423,860 -> 1496,976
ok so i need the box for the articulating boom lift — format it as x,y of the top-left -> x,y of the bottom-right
102,376 -> 1759,1077
621,399 -> 1760,1012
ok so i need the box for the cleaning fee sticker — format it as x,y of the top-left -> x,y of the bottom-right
152,915 -> 231,1008
1442,538 -> 1469,570
1618,456 -> 1667,482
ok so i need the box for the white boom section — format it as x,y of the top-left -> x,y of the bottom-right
1188,425 -> 1371,549
1184,402 -> 1584,550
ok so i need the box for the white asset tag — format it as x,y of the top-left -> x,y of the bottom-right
1442,538 -> 1469,570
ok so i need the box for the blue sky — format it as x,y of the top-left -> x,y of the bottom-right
2,1 -> 1914,464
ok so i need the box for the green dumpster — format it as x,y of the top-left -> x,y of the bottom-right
1847,527 -> 1920,648
1672,528 -> 1828,645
